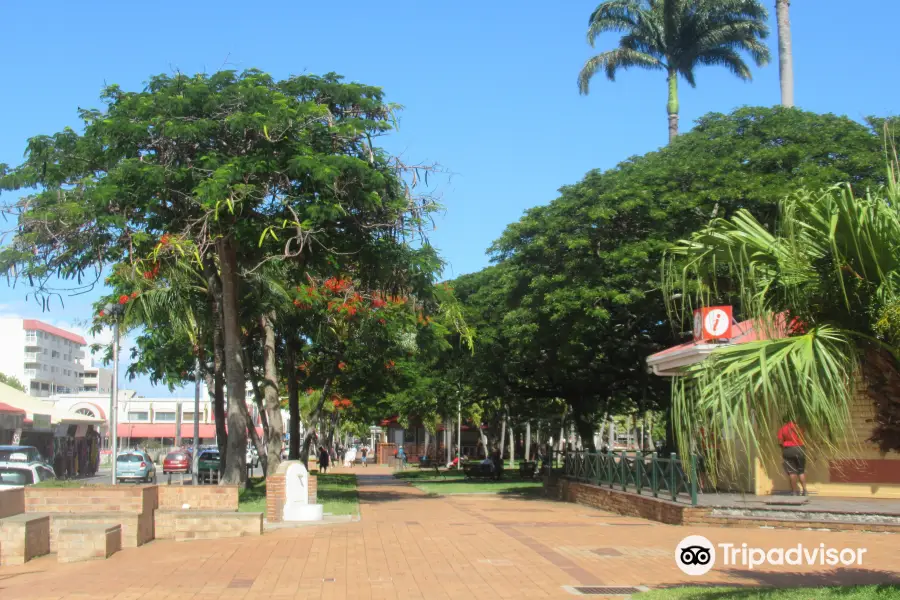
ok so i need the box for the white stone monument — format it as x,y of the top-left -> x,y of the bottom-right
282,461 -> 323,522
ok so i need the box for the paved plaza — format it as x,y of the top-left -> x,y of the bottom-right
1,467 -> 899,599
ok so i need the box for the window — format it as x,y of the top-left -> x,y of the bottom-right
183,412 -> 195,422
155,411 -> 176,422
127,411 -> 149,422
43,348 -> 48,354
0,468 -> 34,486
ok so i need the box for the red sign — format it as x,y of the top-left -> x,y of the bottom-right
693,306 -> 733,341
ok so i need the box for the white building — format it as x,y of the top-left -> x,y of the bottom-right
0,318 -> 87,397
48,386 -> 273,447
77,360 -> 113,394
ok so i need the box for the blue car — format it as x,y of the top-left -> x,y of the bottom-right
116,451 -> 157,484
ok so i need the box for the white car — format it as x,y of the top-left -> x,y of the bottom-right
0,461 -> 57,490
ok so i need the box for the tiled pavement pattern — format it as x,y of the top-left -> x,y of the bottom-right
1,466 -> 899,599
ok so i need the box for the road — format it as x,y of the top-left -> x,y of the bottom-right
76,463 -> 265,486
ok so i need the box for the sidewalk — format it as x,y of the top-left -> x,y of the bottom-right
1,470 -> 898,598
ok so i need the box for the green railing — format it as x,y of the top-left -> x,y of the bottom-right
558,450 -> 699,506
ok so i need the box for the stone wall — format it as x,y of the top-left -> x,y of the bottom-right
550,477 -> 900,533
0,514 -> 50,566
555,478 -> 702,525
47,512 -> 152,551
25,485 -> 155,515
174,511 -> 262,541
57,524 -> 121,563
158,485 -> 239,511
0,487 -> 25,519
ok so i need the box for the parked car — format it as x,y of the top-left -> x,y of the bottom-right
162,450 -> 192,474
197,449 -> 220,483
115,451 -> 157,484
246,445 -> 259,469
0,445 -> 46,464
0,461 -> 56,489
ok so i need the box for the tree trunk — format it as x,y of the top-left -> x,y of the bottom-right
525,422 -> 531,462
573,413 -> 597,452
204,257 -> 229,470
216,237 -> 248,484
300,376 -> 335,467
776,0 -> 794,107
500,413 -> 507,459
558,406 -> 567,453
424,429 -> 431,458
508,412 -> 514,466
646,412 -> 654,450
608,415 -> 616,449
667,71 -> 679,144
285,342 -> 300,460
261,312 -> 284,475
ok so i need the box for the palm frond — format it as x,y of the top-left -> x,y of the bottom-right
586,0 -> 646,46
578,48 -> 663,94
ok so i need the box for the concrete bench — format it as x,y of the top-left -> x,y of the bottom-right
0,514 -> 50,566
172,511 -> 262,541
58,524 -> 122,563
43,512 -> 152,551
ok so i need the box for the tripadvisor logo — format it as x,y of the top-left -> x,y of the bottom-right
675,535 -> 867,575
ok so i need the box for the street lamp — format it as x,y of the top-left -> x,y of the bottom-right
103,302 -> 125,486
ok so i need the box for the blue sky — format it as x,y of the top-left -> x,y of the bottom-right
1,0 -> 897,396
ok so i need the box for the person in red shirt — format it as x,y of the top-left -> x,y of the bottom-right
777,421 -> 807,496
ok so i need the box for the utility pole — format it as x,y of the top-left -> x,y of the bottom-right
175,398 -> 183,448
104,303 -> 124,486
192,355 -> 200,485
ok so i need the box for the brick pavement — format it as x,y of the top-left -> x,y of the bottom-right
1,466 -> 898,599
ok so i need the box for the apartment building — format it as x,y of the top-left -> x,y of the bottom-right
0,318 -> 87,397
77,360 -> 113,393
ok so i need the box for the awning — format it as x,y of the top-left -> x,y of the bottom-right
646,317 -> 785,377
116,424 -> 264,439
0,403 -> 26,415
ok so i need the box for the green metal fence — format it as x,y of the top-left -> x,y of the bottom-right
559,450 -> 699,506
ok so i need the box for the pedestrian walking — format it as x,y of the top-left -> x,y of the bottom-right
778,420 -> 807,496
318,446 -> 330,474
397,445 -> 406,470
361,446 -> 368,467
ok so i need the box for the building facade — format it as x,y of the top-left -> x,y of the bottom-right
0,318 -> 87,397
77,360 -> 113,394
48,387 -> 274,449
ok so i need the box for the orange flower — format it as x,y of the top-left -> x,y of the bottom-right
306,388 -> 315,395
98,310 -> 105,317
378,318 -> 386,325
118,295 -> 129,305
385,360 -> 395,370
160,233 -> 171,246
338,362 -> 347,371
130,291 -> 139,299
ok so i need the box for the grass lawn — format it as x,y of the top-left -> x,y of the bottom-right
638,585 -> 900,599
394,467 -> 542,495
33,479 -> 85,488
238,473 -> 359,517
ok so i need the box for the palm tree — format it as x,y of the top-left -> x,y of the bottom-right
578,0 -> 771,144
775,0 -> 794,106
663,160 -> 900,469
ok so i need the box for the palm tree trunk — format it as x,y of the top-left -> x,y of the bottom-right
261,312 -> 284,475
776,0 -> 795,107
667,71 -> 679,144
216,237 -> 249,484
